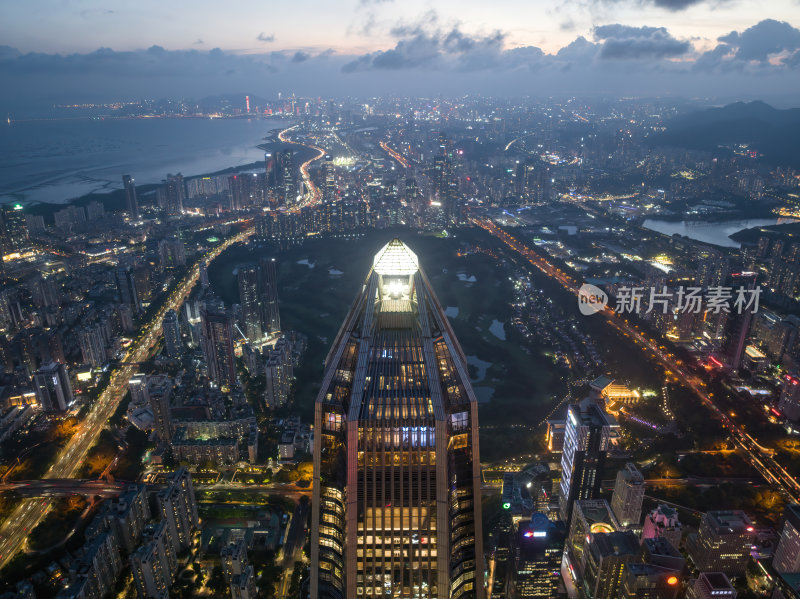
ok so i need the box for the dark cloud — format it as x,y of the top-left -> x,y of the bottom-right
719,19 -> 800,62
587,0 -> 728,11
342,25 -> 507,72
256,32 -> 275,43
649,0 -> 708,10
593,24 -> 691,59
292,51 -> 311,63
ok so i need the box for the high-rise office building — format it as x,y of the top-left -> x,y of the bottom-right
310,239 -> 484,599
559,399 -> 618,522
238,263 -> 263,343
162,309 -> 182,358
33,360 -> 73,412
156,468 -> 199,552
0,203 -> 29,253
686,511 -> 755,576
720,272 -> 758,370
258,256 -> 280,335
323,155 -> 336,201
611,463 -> 645,529
513,514 -> 566,598
279,150 -> 296,205
123,174 -> 139,219
200,300 -> 237,388
774,505 -> 800,574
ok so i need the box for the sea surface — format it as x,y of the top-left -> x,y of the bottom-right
0,117 -> 292,205
642,218 -> 796,248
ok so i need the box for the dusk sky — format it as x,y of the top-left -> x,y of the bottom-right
2,0 -> 800,111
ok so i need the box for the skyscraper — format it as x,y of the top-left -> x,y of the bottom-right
158,174 -> 185,215
323,155 -> 336,201
559,399 -> 618,523
279,151 -> 296,206
611,463 -> 645,529
310,239 -> 484,599
774,505 -> 800,574
123,175 -> 139,219
33,360 -> 73,412
238,263 -> 263,343
200,300 -> 237,388
513,514 -> 566,598
162,309 -> 182,358
0,204 -> 29,253
719,272 -> 758,371
686,510 -> 755,576
259,256 -> 280,334
583,530 -> 641,599
116,267 -> 142,314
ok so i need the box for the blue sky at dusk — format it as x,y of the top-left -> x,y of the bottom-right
1,0 -> 799,110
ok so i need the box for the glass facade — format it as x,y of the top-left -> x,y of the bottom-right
311,240 -> 484,599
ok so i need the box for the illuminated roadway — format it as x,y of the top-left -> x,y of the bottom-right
0,226 -> 254,570
277,125 -> 326,205
380,140 -> 410,169
475,217 -> 800,503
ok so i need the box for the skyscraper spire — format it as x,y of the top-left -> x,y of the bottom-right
311,239 -> 484,599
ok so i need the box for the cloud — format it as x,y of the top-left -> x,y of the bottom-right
342,25 -> 508,72
194,39 -> 204,45
358,0 -> 393,5
718,19 -> 800,62
256,32 -> 275,43
648,0 -> 710,9
0,19 -> 798,115
593,24 -> 691,59
585,0 -> 728,11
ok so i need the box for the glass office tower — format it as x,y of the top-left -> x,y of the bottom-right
311,239 -> 484,599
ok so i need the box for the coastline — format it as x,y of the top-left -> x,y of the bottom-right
1,117 -> 295,210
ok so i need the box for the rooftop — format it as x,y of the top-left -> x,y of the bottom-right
373,238 -> 419,276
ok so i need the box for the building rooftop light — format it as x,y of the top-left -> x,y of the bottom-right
373,238 -> 419,276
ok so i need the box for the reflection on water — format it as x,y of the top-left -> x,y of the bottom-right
0,117 -> 291,204
642,218 -> 795,248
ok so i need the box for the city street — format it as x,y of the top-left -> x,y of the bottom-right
0,227 -> 253,570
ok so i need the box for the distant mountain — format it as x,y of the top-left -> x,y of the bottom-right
652,101 -> 800,167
